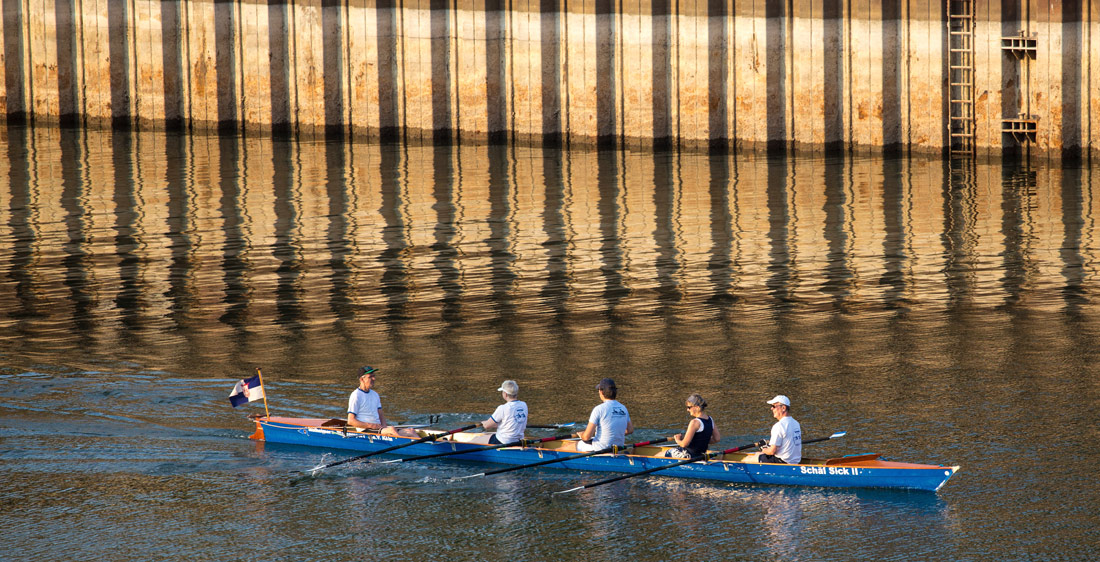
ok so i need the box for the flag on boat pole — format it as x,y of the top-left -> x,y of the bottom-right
229,369 -> 269,418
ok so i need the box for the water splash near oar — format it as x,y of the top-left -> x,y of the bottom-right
288,423 -> 480,483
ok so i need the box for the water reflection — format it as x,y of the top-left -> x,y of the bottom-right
0,124 -> 1098,362
3,123 -> 1099,561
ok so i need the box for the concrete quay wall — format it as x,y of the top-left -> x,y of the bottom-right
1,1 -> 1096,155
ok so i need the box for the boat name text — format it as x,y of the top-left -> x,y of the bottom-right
799,466 -> 861,476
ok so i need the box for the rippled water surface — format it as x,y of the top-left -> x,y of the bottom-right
1,124 -> 1098,561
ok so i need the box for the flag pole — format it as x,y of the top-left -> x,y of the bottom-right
255,367 -> 271,419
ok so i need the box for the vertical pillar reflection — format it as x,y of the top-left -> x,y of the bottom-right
766,155 -> 794,308
1060,164 -> 1087,313
111,130 -> 146,330
164,131 -> 196,328
271,136 -> 304,330
540,146 -> 570,318
1000,160 -> 1037,308
706,152 -> 739,307
326,140 -> 354,322
379,143 -> 410,325
432,144 -> 462,324
220,135 -> 251,327
881,154 -> 913,309
942,158 -> 979,308
5,126 -> 39,324
59,127 -> 96,338
821,154 -> 853,308
597,149 -> 627,317
653,151 -> 682,306
487,144 -> 517,322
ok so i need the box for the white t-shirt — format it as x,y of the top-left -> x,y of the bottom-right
588,400 -> 631,448
489,400 -> 528,444
770,416 -> 802,464
348,388 -> 382,425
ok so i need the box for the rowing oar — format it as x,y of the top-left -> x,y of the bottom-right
553,431 -> 847,494
376,433 -> 574,464
526,423 -> 577,429
457,436 -> 671,479
294,423 -> 480,475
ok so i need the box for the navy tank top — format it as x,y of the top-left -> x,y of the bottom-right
686,416 -> 714,456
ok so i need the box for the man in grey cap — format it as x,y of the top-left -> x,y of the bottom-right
747,394 -> 802,464
475,380 -> 528,445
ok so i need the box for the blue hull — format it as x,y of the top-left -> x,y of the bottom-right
257,418 -> 959,492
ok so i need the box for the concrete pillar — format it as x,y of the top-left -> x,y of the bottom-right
1,0 -> 1096,156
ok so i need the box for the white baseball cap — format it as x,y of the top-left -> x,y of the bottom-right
766,395 -> 791,407
497,380 -> 519,395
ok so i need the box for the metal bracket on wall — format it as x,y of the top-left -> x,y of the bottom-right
1001,26 -> 1037,152
1001,32 -> 1037,60
1002,114 -> 1038,143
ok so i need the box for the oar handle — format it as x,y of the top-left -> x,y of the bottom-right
471,436 -> 670,478
718,439 -> 768,456
554,439 -> 760,494
384,433 -> 574,464
554,433 -> 847,494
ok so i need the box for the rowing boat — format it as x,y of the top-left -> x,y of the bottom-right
251,416 -> 960,492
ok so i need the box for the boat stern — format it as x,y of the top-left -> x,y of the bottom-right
249,418 -> 266,441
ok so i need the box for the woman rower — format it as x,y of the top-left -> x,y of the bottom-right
664,393 -> 721,458
560,378 -> 633,452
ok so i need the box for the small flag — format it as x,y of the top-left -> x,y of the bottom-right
229,375 -> 265,407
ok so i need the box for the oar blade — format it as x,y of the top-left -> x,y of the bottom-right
830,431 -> 847,439
552,486 -> 584,495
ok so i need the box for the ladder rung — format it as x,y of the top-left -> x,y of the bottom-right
950,83 -> 974,87
951,133 -> 975,138
949,66 -> 974,70
950,100 -> 974,105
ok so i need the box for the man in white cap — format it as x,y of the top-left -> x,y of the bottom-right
747,395 -> 802,464
475,380 -> 528,445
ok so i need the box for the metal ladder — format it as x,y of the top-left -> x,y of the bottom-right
947,0 -> 976,155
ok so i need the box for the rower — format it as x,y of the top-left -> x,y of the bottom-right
470,380 -> 528,445
346,366 -> 418,438
559,378 -> 633,452
665,393 -> 721,458
745,394 -> 802,464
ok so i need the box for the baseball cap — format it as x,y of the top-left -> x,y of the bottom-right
766,395 -> 791,407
